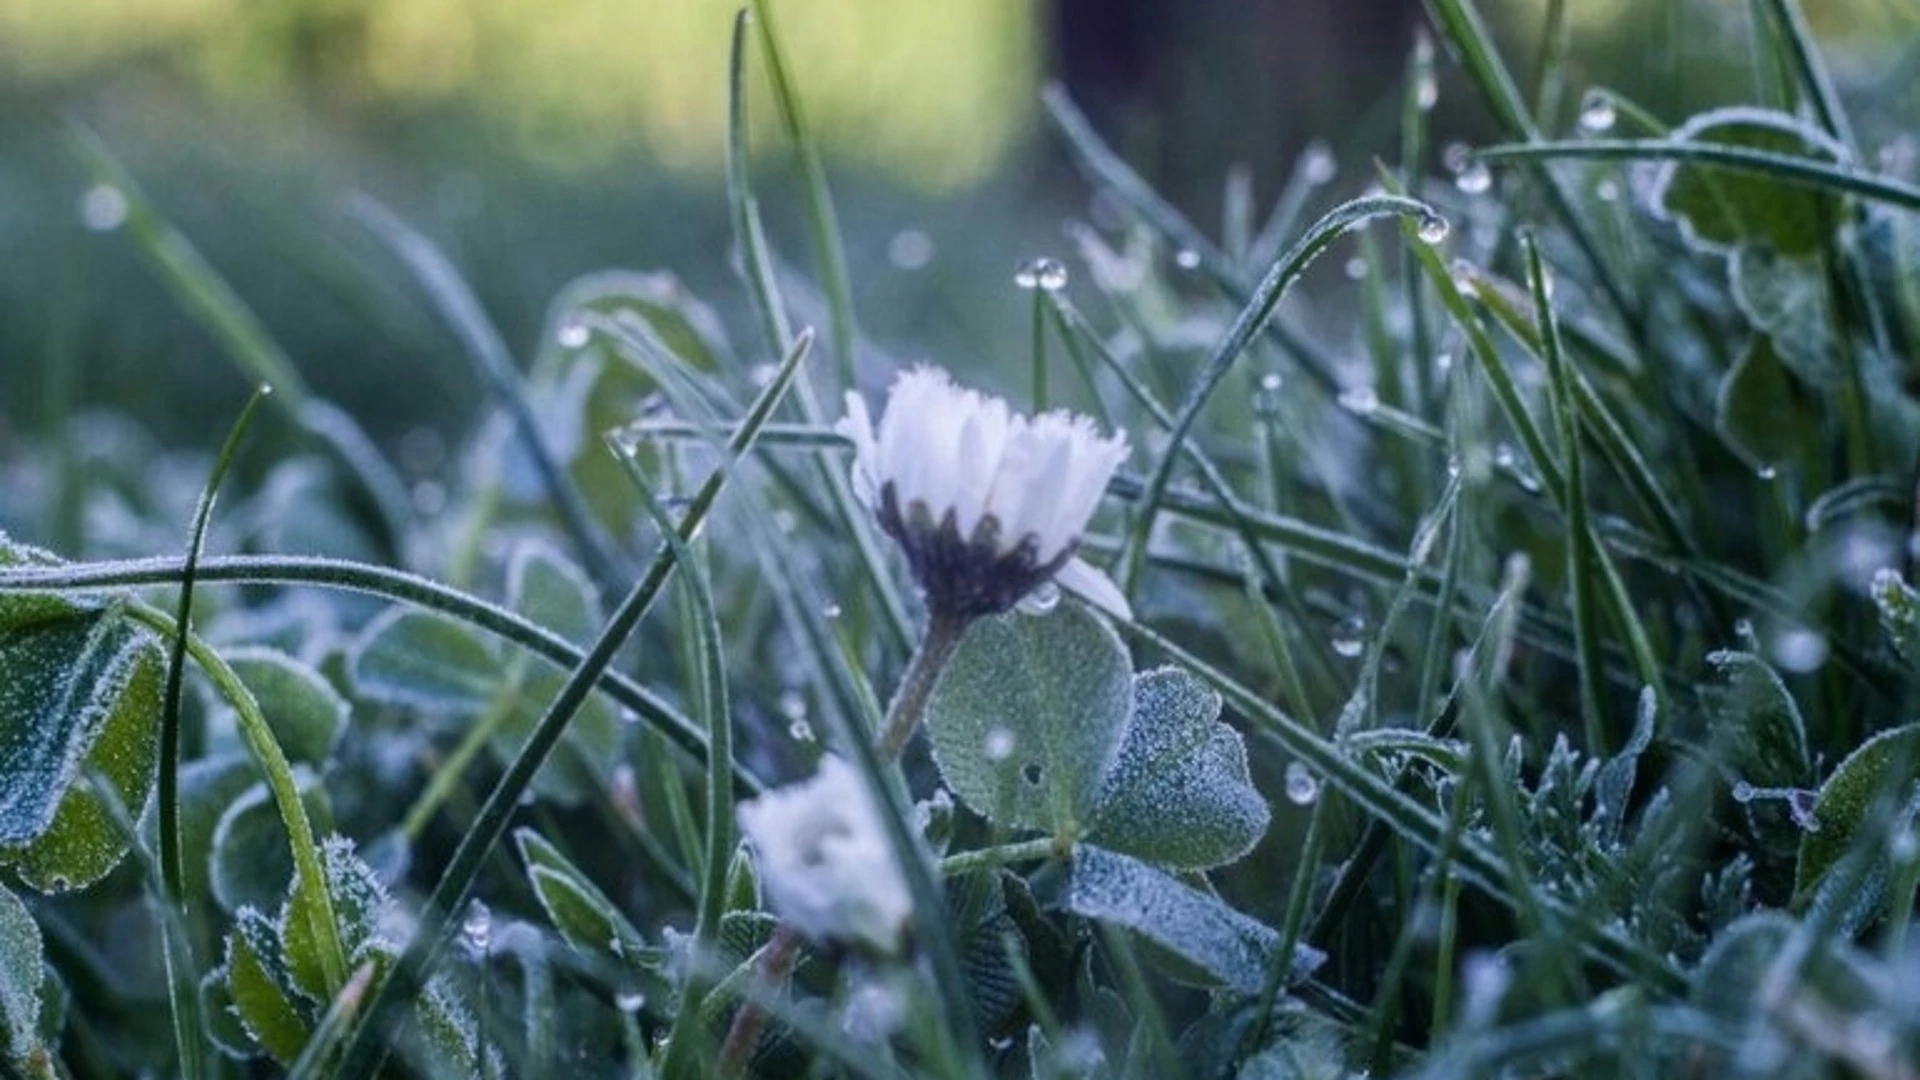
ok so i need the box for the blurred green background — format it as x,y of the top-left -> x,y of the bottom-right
2,0 -> 1915,454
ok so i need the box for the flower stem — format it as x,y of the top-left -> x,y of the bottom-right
876,610 -> 969,761
938,837 -> 1060,877
712,927 -> 801,1080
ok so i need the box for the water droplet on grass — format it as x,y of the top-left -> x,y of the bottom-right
1260,372 -> 1283,392
1417,213 -> 1451,245
1331,615 -> 1367,658
557,321 -> 590,348
1015,257 -> 1069,291
1578,91 -> 1618,133
461,901 -> 493,956
615,990 -> 647,1014
1302,141 -> 1337,184
1731,781 -> 1756,804
1344,256 -> 1368,280
1174,248 -> 1202,270
1455,161 -> 1492,194
1285,762 -> 1320,804
1338,385 -> 1379,415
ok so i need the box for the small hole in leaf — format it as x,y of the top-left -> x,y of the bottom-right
1022,763 -> 1044,786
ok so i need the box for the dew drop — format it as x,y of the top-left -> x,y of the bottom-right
1893,829 -> 1919,866
1449,258 -> 1480,298
78,184 -> 128,232
1595,179 -> 1621,204
556,320 -> 590,349
1755,463 -> 1778,481
779,688 -> 808,721
1415,73 -> 1439,112
1284,761 -> 1321,805
888,228 -> 934,270
1454,160 -> 1493,195
1492,443 -> 1518,469
1015,257 -> 1069,291
1771,627 -> 1828,673
1330,614 -> 1367,659
1417,213 -> 1451,245
1578,91 -> 1618,134
1338,385 -> 1379,416
1442,142 -> 1472,175
988,1036 -> 1016,1053
1344,256 -> 1368,280
1302,141 -> 1337,184
1434,351 -> 1454,374
1259,372 -> 1283,392
1017,580 -> 1061,615
1730,780 -> 1756,804
615,990 -> 647,1014
984,727 -> 1016,762
1174,248 -> 1202,271
461,901 -> 493,956
821,601 -> 843,620
787,719 -> 814,743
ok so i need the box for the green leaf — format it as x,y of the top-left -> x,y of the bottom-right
1064,845 -> 1322,995
1793,723 -> 1920,910
1715,336 -> 1818,471
1703,651 -> 1811,789
0,537 -> 80,628
223,906 -> 312,1064
0,884 -> 43,1065
225,647 -> 347,767
282,837 -> 389,999
1654,106 -> 1844,257
199,966 -> 256,1060
210,774 -> 332,916
1869,568 -> 1920,664
1090,668 -> 1270,870
515,829 -> 648,961
927,605 -> 1133,838
508,543 -> 602,641
0,606 -> 164,892
349,608 -> 501,712
1728,247 -> 1839,388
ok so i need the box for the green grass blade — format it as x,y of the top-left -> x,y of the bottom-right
746,0 -> 857,386
152,384 -> 268,1080
1119,193 -> 1439,592
1477,139 -> 1920,211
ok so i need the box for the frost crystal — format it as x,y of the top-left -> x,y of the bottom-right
736,757 -> 912,953
838,366 -> 1130,620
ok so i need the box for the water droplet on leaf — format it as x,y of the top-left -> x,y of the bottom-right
983,727 -> 1016,762
1338,385 -> 1379,415
1017,581 -> 1061,615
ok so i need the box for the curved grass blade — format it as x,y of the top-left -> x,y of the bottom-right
1477,140 -> 1920,212
612,452 -> 734,1078
153,384 -> 270,1080
1119,194 -> 1439,591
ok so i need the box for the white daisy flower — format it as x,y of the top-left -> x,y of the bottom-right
837,366 -> 1131,621
736,756 -> 912,954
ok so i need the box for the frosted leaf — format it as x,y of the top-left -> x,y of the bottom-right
926,604 -> 1132,836
0,885 -> 42,1064
349,607 -> 500,713
1702,650 -> 1810,790
223,647 -> 348,767
1064,846 -> 1323,994
1089,670 -> 1269,870
514,829 -> 650,964
0,605 -> 164,892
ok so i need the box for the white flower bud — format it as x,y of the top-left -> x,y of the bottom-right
736,757 -> 912,953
